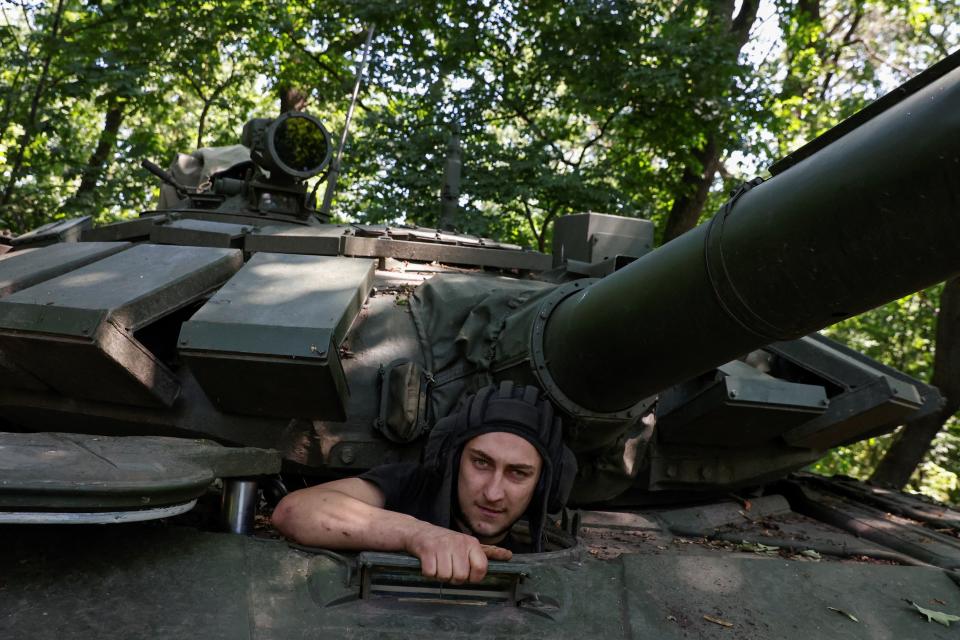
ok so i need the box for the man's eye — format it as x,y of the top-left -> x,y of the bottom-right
473,457 -> 490,468
510,470 -> 531,480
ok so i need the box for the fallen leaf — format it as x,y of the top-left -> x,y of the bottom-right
800,549 -> 822,560
909,600 -> 960,627
828,607 -> 860,622
666,615 -> 677,622
703,615 -> 734,628
934,599 -> 947,605
738,540 -> 779,554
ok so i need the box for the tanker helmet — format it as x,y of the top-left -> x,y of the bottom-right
424,381 -> 578,552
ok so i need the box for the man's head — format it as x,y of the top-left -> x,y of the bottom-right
456,431 -> 542,543
424,381 -> 578,552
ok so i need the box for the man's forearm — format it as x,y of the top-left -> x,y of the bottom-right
272,488 -> 429,552
273,482 -> 513,584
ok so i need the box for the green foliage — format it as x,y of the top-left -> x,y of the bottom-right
5,0 -> 947,243
329,0 -> 773,249
813,285 -> 960,504
827,288 -> 939,379
0,0 -> 351,232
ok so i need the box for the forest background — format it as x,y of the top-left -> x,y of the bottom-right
1,0 -> 958,501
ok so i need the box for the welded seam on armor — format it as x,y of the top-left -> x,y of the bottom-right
59,433 -> 120,469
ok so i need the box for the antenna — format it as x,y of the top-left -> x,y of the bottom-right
320,24 -> 376,217
438,122 -> 462,231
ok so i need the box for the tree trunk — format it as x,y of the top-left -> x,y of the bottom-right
193,72 -> 238,149
537,210 -> 558,253
197,99 -> 212,149
0,65 -> 27,144
662,137 -> 721,242
279,85 -> 308,114
660,0 -> 759,242
61,97 -> 126,213
871,276 -> 960,488
0,0 -> 66,227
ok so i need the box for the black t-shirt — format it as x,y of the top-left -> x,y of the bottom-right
358,463 -> 533,554
358,463 -> 444,526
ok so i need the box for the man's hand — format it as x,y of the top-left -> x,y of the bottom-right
272,478 -> 512,585
405,524 -> 512,584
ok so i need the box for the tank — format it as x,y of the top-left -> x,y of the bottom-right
3,52 -> 960,639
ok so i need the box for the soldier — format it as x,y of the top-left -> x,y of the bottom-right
272,382 -> 577,584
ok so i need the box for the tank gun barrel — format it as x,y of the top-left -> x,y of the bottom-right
540,54 -> 960,414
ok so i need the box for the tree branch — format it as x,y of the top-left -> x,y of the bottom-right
61,94 -> 127,212
574,106 -> 626,168
510,104 -> 576,169
819,4 -> 863,102
0,0 -> 66,228
521,200 -> 541,245
196,66 -> 239,148
872,278 -> 960,488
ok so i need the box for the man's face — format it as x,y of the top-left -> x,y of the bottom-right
456,432 -> 543,544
